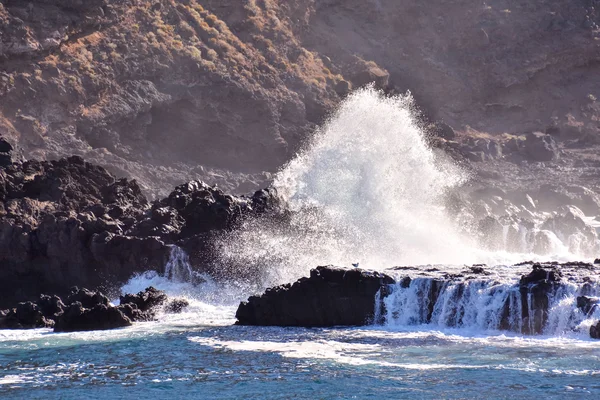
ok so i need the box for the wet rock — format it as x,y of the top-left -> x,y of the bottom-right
0,286 -> 182,331
518,264 -> 561,334
236,266 -> 395,327
120,287 -> 168,313
399,276 -> 412,288
159,180 -> 251,237
520,264 -> 561,286
0,151 -> 283,308
0,301 -> 52,329
576,296 -> 599,316
0,155 -> 171,308
54,302 -> 132,333
116,303 -> 152,322
165,299 -> 190,314
591,321 -> 600,339
37,295 -> 65,320
0,137 -> 13,167
469,265 -> 486,274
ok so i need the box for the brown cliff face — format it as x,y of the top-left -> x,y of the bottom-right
304,0 -> 600,136
1,0 -> 599,197
0,0 -> 349,197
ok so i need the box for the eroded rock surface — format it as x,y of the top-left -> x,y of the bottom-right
236,266 -> 395,327
0,144 -> 280,308
0,285 -> 185,332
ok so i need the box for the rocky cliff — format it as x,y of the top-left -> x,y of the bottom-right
0,137 -> 281,308
2,0 -> 597,197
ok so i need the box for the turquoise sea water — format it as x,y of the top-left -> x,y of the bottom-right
2,314 -> 600,399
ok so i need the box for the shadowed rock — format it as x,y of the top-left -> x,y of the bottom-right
592,321 -> 600,339
0,301 -> 53,329
236,266 -> 395,327
120,287 -> 168,314
0,153 -> 280,308
54,302 -> 132,333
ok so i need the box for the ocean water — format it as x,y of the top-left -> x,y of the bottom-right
2,88 -> 600,398
2,307 -> 600,399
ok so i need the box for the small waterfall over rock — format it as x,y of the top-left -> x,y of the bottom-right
381,271 -> 600,336
164,245 -> 194,283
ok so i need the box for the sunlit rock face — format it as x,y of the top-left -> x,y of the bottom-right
1,0 -> 599,197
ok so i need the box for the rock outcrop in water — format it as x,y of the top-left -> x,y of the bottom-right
238,264 -> 600,338
236,266 -> 395,327
0,142 -> 281,307
0,286 -> 184,332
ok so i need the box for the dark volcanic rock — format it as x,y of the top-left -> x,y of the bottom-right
592,321 -> 600,339
54,302 -> 132,333
0,301 -> 52,329
0,285 -> 180,332
66,288 -> 110,310
577,296 -> 600,316
37,294 -> 65,320
236,266 -> 396,327
120,287 -> 168,314
0,150 -> 280,308
516,264 -> 562,334
165,299 -> 190,314
524,132 -> 559,162
519,264 -> 562,286
0,155 -> 169,307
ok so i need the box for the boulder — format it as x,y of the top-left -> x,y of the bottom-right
350,62 -> 390,88
54,302 -> 132,332
577,296 -> 599,316
119,287 -> 168,313
236,266 -> 396,327
0,301 -> 53,329
66,287 -> 109,309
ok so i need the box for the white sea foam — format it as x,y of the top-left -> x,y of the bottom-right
213,87 -> 594,289
111,88 -> 600,338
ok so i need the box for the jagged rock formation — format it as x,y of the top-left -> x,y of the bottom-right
0,143 -> 281,308
0,286 -> 182,332
2,0 -> 597,197
236,266 -> 395,327
237,264 -> 600,339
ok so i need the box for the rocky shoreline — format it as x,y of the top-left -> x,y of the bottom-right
0,136 -> 281,308
236,263 -> 600,339
3,137 -> 600,337
0,286 -> 188,332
